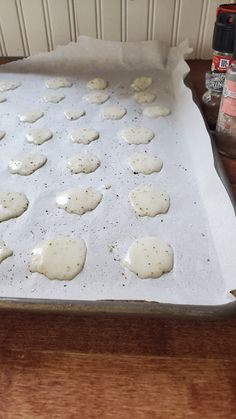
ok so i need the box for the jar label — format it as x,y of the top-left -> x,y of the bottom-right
212,54 -> 233,72
222,80 -> 236,116
205,72 -> 225,91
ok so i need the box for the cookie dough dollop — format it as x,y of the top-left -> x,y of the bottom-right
101,106 -> 126,120
25,128 -> 53,145
56,187 -> 102,215
120,126 -> 154,145
84,92 -> 110,104
8,154 -> 47,176
133,92 -> 156,103
129,184 -> 170,216
124,236 -> 173,278
70,128 -> 99,145
0,240 -> 13,263
128,153 -> 162,174
46,78 -> 72,89
87,78 -> 108,90
131,77 -> 152,92
18,111 -> 44,123
68,154 -> 100,174
44,92 -> 65,103
29,236 -> 87,280
143,105 -> 170,118
64,109 -> 85,120
0,191 -> 29,222
0,80 -> 21,92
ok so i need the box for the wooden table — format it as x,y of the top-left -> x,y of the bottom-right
1,59 -> 236,419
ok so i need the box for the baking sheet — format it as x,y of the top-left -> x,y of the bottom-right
0,36 -> 236,306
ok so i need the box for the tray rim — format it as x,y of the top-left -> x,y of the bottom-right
0,296 -> 236,319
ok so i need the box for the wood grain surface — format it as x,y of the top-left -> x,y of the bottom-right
0,59 -> 236,419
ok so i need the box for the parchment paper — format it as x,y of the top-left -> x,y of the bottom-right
0,36 -> 235,306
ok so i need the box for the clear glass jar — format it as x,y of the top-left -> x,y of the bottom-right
202,52 -> 233,130
215,61 -> 236,158
202,89 -> 222,130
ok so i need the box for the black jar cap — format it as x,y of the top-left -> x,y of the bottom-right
213,4 -> 236,53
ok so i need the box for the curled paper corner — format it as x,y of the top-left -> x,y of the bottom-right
167,39 -> 192,73
178,39 -> 193,59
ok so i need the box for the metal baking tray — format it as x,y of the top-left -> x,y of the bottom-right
0,61 -> 235,319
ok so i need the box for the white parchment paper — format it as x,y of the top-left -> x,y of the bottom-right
0,36 -> 235,305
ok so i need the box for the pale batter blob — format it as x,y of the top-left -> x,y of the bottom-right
8,154 -> 47,176
143,105 -> 170,118
0,96 -> 6,103
101,106 -> 126,120
46,78 -> 72,89
84,92 -> 110,104
56,187 -> 102,215
18,111 -> 44,123
0,240 -> 13,263
133,92 -> 156,103
29,236 -> 86,280
70,128 -> 99,145
25,128 -> 53,145
128,153 -> 163,174
129,184 -> 170,216
87,78 -> 108,90
0,80 -> 21,92
67,154 -> 100,174
0,130 -> 6,140
44,92 -> 65,103
120,126 -> 154,145
131,77 -> 152,92
0,191 -> 29,222
64,109 -> 85,120
124,236 -> 173,279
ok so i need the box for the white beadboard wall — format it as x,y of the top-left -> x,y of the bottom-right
0,0 -> 235,58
